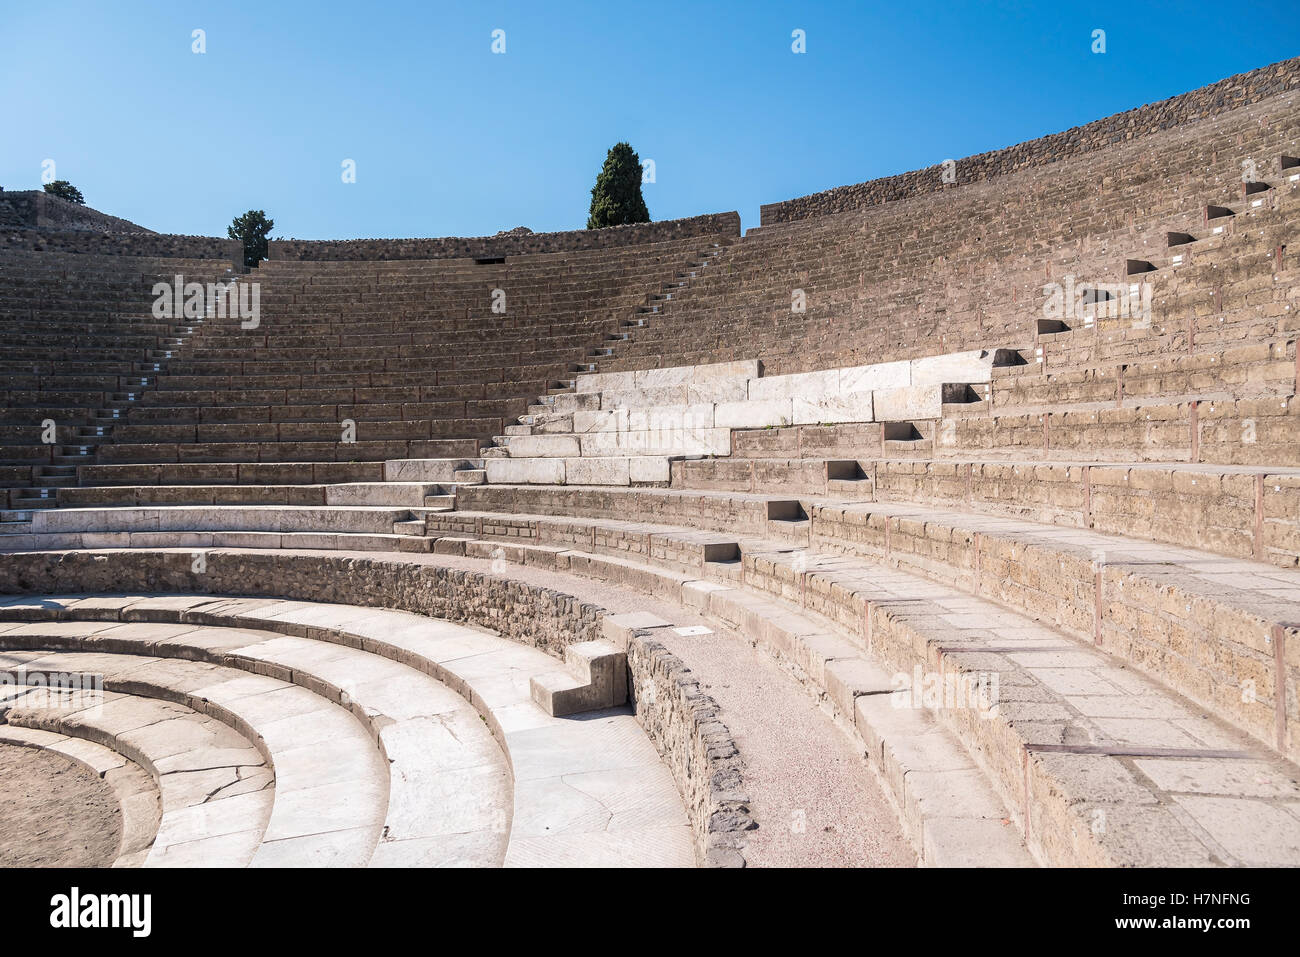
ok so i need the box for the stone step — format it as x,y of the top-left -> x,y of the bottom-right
530,640 -> 628,716
440,516 -> 1300,866
0,593 -> 695,868
0,724 -> 161,868
0,684 -> 272,867
0,614 -> 516,867
381,458 -> 484,483
455,482 -> 1300,764
0,643 -> 386,867
0,528 -> 434,553
458,535 -> 1034,867
452,468 -> 486,484
26,504 -> 418,536
483,456 -> 671,486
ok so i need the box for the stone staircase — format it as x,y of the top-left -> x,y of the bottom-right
473,349 -> 1023,489
481,240 -> 733,462
7,268 -> 242,513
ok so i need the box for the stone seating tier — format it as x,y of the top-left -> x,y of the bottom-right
0,592 -> 696,867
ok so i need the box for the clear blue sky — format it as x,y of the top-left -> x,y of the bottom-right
2,1 -> 1296,239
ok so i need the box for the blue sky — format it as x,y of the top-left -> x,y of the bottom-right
1,1 -> 1296,239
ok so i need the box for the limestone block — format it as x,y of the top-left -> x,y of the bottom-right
383,458 -> 479,482
484,458 -> 565,484
575,370 -> 638,394
873,384 -> 945,421
324,483 -> 436,507
911,350 -> 996,386
579,428 -> 730,456
602,386 -> 689,409
504,435 -> 581,458
627,404 -> 715,431
635,366 -> 698,388
714,399 -> 793,429
564,457 -> 631,486
747,369 -> 839,402
546,392 -> 602,412
839,359 -> 911,393
792,392 -> 875,425
689,359 -> 762,382
629,457 -> 671,484
529,640 -> 628,716
684,380 -> 750,404
635,359 -> 760,390
572,409 -> 627,433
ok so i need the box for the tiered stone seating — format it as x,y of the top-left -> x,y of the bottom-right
596,92 -> 1299,377
0,250 -> 240,508
112,235 -> 731,469
3,63 -> 1298,868
0,221 -> 736,547
420,74 -> 1300,865
0,592 -> 696,867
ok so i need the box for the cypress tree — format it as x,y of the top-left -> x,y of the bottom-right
587,142 -> 650,228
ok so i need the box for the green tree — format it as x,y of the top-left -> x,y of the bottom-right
587,142 -> 650,228
228,210 -> 275,268
43,181 -> 85,205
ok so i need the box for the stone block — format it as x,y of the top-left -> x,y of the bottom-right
792,392 -> 875,425
564,457 -> 631,486
747,370 -> 838,402
873,384 -> 944,420
629,457 -> 671,484
529,640 -> 628,716
910,350 -> 997,386
504,435 -> 581,458
483,458 -> 566,484
572,409 -> 627,433
839,359 -> 911,393
714,399 -> 793,429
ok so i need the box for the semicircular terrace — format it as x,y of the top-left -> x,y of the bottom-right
3,57 -> 1300,869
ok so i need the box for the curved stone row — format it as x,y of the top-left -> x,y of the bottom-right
1,675 -> 270,866
0,719 -> 160,867
0,596 -> 698,867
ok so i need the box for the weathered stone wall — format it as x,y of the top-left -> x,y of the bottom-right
268,211 -> 741,261
0,226 -> 241,261
0,547 -> 751,866
761,56 -> 1300,223
625,633 -> 752,866
0,190 -> 153,233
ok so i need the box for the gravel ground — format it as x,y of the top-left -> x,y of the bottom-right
0,743 -> 123,867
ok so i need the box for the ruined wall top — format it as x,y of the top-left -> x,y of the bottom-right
760,55 -> 1300,225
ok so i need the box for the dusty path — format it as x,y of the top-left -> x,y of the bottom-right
423,551 -> 917,867
0,743 -> 122,867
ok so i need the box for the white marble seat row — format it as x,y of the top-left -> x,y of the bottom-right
0,618 -> 513,867
0,675 -> 273,866
490,351 -> 1007,467
0,594 -> 696,868
0,637 -> 389,866
24,505 -> 415,535
0,716 -> 161,868
0,505 -> 440,554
